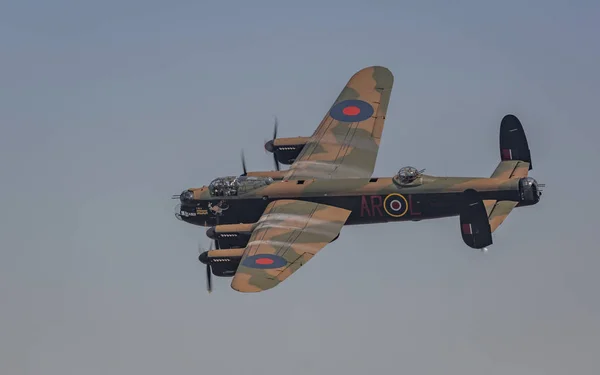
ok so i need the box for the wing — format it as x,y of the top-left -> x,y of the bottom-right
283,66 -> 394,180
230,199 -> 351,293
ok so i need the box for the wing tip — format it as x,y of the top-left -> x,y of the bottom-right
352,65 -> 393,79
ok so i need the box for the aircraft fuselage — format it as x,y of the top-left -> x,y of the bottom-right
175,175 -> 538,227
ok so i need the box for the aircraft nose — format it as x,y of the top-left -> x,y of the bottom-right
174,204 -> 183,221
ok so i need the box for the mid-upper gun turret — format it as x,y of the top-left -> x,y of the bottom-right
393,166 -> 425,186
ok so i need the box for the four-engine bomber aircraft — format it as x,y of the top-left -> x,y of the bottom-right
172,66 -> 543,293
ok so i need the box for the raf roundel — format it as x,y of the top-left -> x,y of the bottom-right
329,99 -> 374,122
242,254 -> 287,269
383,193 -> 409,218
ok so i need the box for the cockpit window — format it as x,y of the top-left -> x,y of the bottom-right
208,176 -> 274,197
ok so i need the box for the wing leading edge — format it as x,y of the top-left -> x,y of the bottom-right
283,65 -> 394,180
230,200 -> 351,293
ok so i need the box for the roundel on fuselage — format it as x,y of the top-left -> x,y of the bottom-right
383,193 -> 408,217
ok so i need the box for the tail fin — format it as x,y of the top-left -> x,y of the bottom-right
460,189 -> 493,249
459,114 -> 541,248
491,114 -> 532,179
485,114 -> 538,236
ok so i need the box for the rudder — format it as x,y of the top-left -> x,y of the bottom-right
459,189 -> 493,249
499,114 -> 532,170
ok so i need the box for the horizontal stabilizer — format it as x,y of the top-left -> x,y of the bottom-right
460,189 -> 493,249
491,160 -> 530,179
487,200 -> 519,233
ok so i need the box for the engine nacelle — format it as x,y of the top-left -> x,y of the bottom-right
211,259 -> 241,277
518,177 -> 542,206
206,224 -> 254,249
199,248 -> 244,278
264,136 -> 310,165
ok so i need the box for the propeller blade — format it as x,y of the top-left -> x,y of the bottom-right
272,117 -> 280,171
206,263 -> 212,293
198,240 -> 214,293
240,150 -> 247,176
264,116 -> 279,155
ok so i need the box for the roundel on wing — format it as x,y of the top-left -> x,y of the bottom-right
383,193 -> 408,217
242,254 -> 287,269
329,99 -> 374,122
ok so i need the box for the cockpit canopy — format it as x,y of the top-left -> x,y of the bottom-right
208,175 -> 274,197
393,166 -> 424,186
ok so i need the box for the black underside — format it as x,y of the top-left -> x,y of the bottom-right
214,233 -> 252,249
180,188 -> 520,228
210,258 -> 241,277
274,146 -> 303,165
192,188 -> 522,271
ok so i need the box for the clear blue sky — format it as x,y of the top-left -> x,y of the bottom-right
1,1 -> 599,374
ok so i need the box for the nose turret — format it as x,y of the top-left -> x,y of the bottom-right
179,190 -> 194,202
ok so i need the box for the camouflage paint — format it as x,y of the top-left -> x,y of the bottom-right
229,200 -> 351,293
282,66 -> 394,180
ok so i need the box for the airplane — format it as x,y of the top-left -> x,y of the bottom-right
172,65 -> 543,293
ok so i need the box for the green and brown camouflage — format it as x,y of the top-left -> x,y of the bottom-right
279,65 -> 392,180
229,200 -> 350,292
174,65 -> 543,293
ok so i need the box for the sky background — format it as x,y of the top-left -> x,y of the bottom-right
1,0 -> 599,374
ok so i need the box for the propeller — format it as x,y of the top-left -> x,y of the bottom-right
205,258 -> 212,293
264,117 -> 280,171
198,240 -> 215,293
